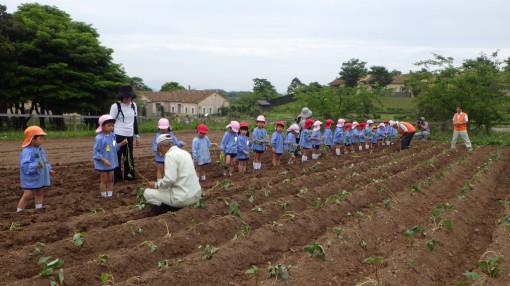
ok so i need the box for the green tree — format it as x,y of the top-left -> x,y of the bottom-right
252,78 -> 279,100
368,66 -> 393,87
11,4 -> 126,129
160,81 -> 185,92
339,58 -> 367,87
294,84 -> 350,119
406,52 -> 510,132
287,77 -> 304,94
129,76 -> 152,91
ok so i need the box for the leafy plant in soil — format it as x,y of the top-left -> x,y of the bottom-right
325,190 -> 351,204
251,205 -> 264,212
304,242 -> 326,261
354,211 -> 364,226
71,232 -> 85,247
198,244 -> 219,260
159,219 -> 172,238
404,225 -> 426,249
124,221 -> 143,236
139,241 -> 158,253
194,196 -> 207,208
362,256 -> 384,285
9,222 -> 20,231
158,259 -> 182,268
244,265 -> 260,286
267,263 -> 289,284
478,251 -> 503,277
332,226 -> 344,239
312,198 -> 321,209
30,242 -> 46,256
228,201 -> 243,219
383,198 -> 392,209
90,208 -> 105,215
38,256 -> 64,286
279,200 -> 288,210
426,239 -> 437,252
455,271 -> 481,286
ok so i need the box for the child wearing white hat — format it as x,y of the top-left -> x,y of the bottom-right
152,118 -> 184,181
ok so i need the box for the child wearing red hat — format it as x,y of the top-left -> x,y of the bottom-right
237,122 -> 251,174
17,126 -> 54,212
192,124 -> 216,180
343,123 -> 354,153
299,118 -> 314,161
323,119 -> 334,150
271,121 -> 285,166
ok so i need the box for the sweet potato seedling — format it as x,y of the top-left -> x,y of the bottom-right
38,256 -> 64,286
478,251 -> 503,277
228,201 -> 243,219
427,239 -> 437,252
362,256 -> 384,285
304,242 -> 326,261
455,271 -> 481,286
159,219 -> 172,238
30,242 -> 46,256
71,232 -> 85,248
332,227 -> 344,239
312,198 -> 321,209
139,241 -> 157,253
198,244 -> 219,260
404,226 -> 426,249
244,265 -> 260,286
279,200 -> 288,210
354,211 -> 364,226
325,190 -> 351,204
90,208 -> 105,215
267,263 -> 289,284
158,259 -> 182,268
124,221 -> 143,236
100,272 -> 114,286
251,205 -> 264,212
383,198 -> 392,209
9,222 -> 20,231
194,196 -> 207,208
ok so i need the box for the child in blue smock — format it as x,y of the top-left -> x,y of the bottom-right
285,124 -> 299,164
251,115 -> 267,170
311,120 -> 323,160
192,124 -> 215,181
377,123 -> 385,145
344,123 -> 354,153
364,120 -> 374,149
370,125 -> 379,145
220,121 -> 240,176
152,118 -> 184,181
94,115 -> 128,198
299,118 -> 314,161
334,119 -> 345,155
237,122 -> 250,174
17,126 -> 54,212
351,122 -> 360,151
323,119 -> 334,150
271,121 -> 285,166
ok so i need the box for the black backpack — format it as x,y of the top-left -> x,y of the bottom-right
114,101 -> 139,135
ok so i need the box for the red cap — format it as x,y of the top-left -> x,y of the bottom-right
383,120 -> 389,124
240,122 -> 249,128
304,118 -> 314,129
325,119 -> 334,128
275,121 -> 285,127
359,122 -> 366,130
197,124 -> 208,134
344,123 -> 352,130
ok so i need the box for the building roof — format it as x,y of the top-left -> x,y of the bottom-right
256,100 -> 270,106
140,90 -> 223,103
329,78 -> 345,86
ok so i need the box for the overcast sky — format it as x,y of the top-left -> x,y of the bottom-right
5,0 -> 510,93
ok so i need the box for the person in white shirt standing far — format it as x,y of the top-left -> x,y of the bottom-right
109,85 -> 141,182
144,134 -> 202,212
451,106 -> 472,151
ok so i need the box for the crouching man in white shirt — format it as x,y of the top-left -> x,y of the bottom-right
144,134 -> 202,211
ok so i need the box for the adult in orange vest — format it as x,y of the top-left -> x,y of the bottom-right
391,121 -> 416,150
451,106 -> 472,150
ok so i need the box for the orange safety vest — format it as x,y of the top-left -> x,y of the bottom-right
453,112 -> 468,131
397,122 -> 416,135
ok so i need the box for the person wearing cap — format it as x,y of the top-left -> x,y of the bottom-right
17,126 -> 54,212
152,118 -> 185,181
311,120 -> 323,160
237,122 -> 251,174
271,121 -> 285,166
285,124 -> 299,164
251,115 -> 267,170
414,117 -> 430,141
323,119 -> 334,151
382,120 -> 391,145
391,121 -> 416,150
351,121 -> 360,151
333,119 -> 345,155
299,118 -> 314,161
370,125 -> 379,146
343,123 -> 354,153
296,107 -> 313,131
377,123 -> 386,145
220,121 -> 240,176
451,106 -> 472,151
93,115 -> 128,198
192,124 -> 215,181
364,120 -> 374,149
357,122 -> 367,151
144,134 -> 202,211
109,85 -> 140,182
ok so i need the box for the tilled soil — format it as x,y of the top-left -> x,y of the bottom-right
0,131 -> 509,286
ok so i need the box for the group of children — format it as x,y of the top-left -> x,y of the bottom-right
16,114 -> 399,212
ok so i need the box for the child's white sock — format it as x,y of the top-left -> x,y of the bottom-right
16,208 -> 23,212
302,155 -> 308,162
311,154 -> 316,160
365,144 -> 369,150
253,162 -> 257,170
358,145 -> 363,151
101,192 -> 107,197
107,191 -> 113,197
257,162 -> 261,169
201,175 -> 206,180
35,204 -> 43,209
336,148 -> 340,155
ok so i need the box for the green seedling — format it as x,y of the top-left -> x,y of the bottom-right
71,232 -> 85,248
404,225 -> 426,249
362,256 -> 384,285
279,201 -> 288,210
223,179 -> 234,190
478,251 -> 503,277
426,239 -> 437,252
134,187 -> 147,210
244,265 -> 260,286
241,222 -> 251,235
354,211 -> 364,226
30,242 -> 46,256
359,239 -> 368,249
217,152 -> 228,170
383,198 -> 392,209
198,244 -> 219,260
90,208 -> 105,215
100,272 -> 114,286
251,205 -> 264,212
312,198 -> 321,209
228,201 -> 243,219
461,271 -> 481,283
38,256 -> 64,286
435,170 -> 444,180
271,221 -> 283,228
9,222 -> 20,231
124,221 -> 143,236
280,211 -> 298,220
159,219 -> 172,238
267,263 -> 289,284
332,227 -> 344,239
158,259 -> 182,268
304,242 -> 326,261
98,254 -> 111,269
139,241 -> 157,253
296,187 -> 308,197
194,197 -> 207,208
263,188 -> 272,197
409,184 -> 421,193
325,190 -> 351,204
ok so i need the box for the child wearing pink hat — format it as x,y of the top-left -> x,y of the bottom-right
152,118 -> 185,181
94,115 -> 128,198
251,115 -> 267,170
285,124 -> 299,164
311,120 -> 323,160
220,121 -> 240,176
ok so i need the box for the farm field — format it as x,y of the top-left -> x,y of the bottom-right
0,130 -> 510,285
